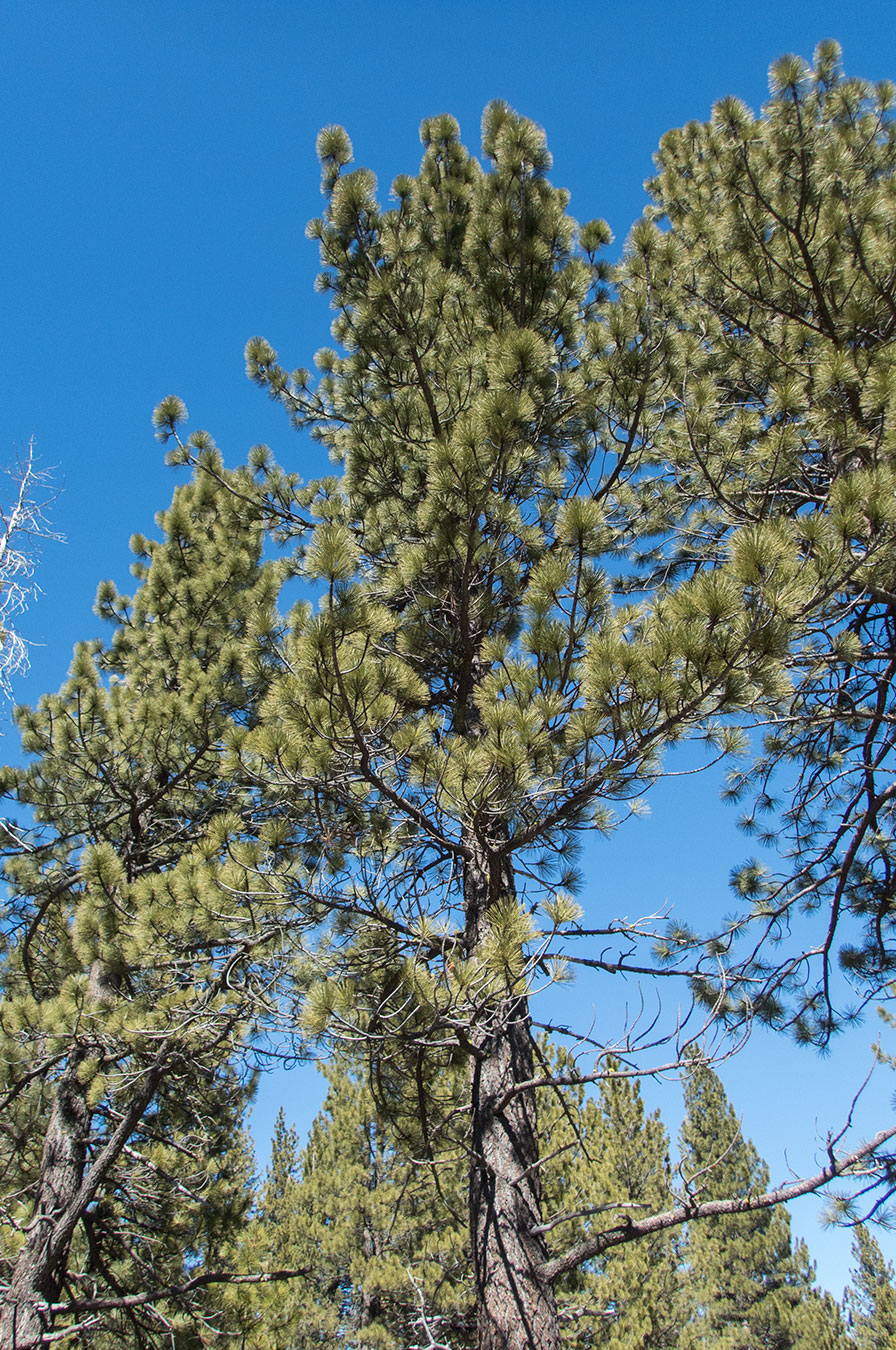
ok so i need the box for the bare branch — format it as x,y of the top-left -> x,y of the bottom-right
0,438 -> 61,698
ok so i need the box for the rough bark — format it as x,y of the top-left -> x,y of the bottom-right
0,1055 -> 89,1350
464,840 -> 561,1350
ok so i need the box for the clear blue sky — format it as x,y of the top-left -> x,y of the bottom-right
3,0 -> 896,1298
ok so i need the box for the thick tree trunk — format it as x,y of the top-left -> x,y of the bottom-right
464,840 -> 561,1350
469,999 -> 561,1350
0,1056 -> 89,1350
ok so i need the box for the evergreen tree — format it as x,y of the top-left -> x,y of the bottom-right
294,1061 -> 470,1348
679,1060 -> 843,1350
4,45 -> 893,1350
222,1110 -> 312,1349
234,1060 -> 472,1349
177,95 -> 794,1350
0,460 -> 299,1348
542,1061 -> 682,1349
149,49 -> 896,1348
786,1240 -> 848,1350
615,42 -> 896,1040
844,1225 -> 896,1350
237,1050 -> 686,1350
262,1108 -> 305,1264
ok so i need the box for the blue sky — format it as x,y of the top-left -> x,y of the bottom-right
4,0 -> 896,1297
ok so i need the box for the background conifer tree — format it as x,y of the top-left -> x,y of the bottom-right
784,1241 -> 848,1350
236,1052 -> 852,1350
844,1225 -> 896,1350
575,1068 -> 682,1349
221,1110 -> 311,1349
679,1060 -> 844,1350
233,1060 -> 472,1349
237,1051 -> 685,1350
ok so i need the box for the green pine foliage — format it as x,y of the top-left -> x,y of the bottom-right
615,42 -> 896,1040
233,1060 -> 473,1349
236,1051 -> 850,1350
3,41 -> 894,1350
0,462 -> 303,1346
236,1050 -> 684,1349
289,1062 -> 469,1349
785,1241 -> 848,1350
539,1057 -> 683,1349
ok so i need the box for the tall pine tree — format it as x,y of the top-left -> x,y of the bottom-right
188,98 -> 794,1350
150,48 -> 896,1348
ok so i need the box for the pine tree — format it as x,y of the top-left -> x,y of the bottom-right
222,1110 -> 312,1349
844,1225 -> 896,1350
0,458 -> 297,1348
679,1060 -> 843,1350
181,97 -> 795,1350
236,1049 -> 686,1350
262,1108 -> 305,1263
144,49 -> 896,1347
296,1061 -> 471,1347
786,1241 -> 847,1350
615,42 -> 896,1039
541,1061 -> 683,1349
234,1060 -> 472,1349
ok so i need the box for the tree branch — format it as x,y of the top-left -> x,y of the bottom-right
539,1125 -> 896,1284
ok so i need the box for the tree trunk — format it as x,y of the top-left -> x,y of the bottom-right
0,1055 -> 89,1350
1,1004 -> 164,1350
464,840 -> 561,1350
